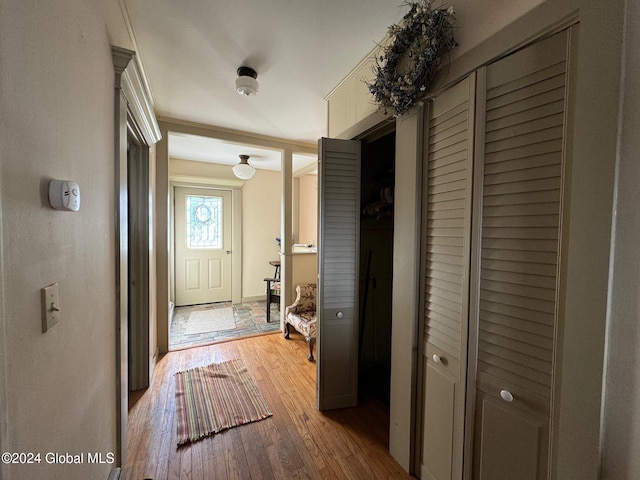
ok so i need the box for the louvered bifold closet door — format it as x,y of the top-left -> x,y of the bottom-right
317,137 -> 360,411
471,30 -> 569,480
419,75 -> 474,480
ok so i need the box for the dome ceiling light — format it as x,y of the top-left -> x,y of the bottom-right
235,66 -> 259,96
232,154 -> 256,180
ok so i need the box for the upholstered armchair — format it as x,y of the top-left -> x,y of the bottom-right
284,284 -> 317,361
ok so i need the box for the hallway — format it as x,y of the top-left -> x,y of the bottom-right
127,333 -> 413,479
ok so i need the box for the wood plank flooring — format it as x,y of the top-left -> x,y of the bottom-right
126,332 -> 414,480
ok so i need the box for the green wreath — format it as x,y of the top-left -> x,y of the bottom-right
367,0 -> 457,117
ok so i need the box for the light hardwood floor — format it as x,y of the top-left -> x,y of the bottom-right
126,331 -> 414,480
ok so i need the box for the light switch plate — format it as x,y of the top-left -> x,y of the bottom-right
42,283 -> 60,332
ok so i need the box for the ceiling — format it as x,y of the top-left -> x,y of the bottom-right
123,0 -> 544,168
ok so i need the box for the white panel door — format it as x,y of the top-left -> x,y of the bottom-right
317,137 -> 360,411
175,187 -> 232,306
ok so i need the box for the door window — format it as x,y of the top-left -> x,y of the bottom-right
186,195 -> 222,249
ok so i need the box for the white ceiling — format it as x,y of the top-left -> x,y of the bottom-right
123,0 -> 544,167
124,0 -> 405,144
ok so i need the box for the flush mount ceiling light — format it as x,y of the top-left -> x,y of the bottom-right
235,66 -> 259,96
232,154 -> 256,180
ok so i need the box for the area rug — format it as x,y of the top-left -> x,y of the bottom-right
175,358 -> 272,446
185,307 -> 236,335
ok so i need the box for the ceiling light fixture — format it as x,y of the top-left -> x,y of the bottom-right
235,66 -> 259,96
232,154 -> 256,179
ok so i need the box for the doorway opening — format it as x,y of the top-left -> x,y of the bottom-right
127,125 -> 151,393
358,130 -> 396,406
166,134 -> 317,351
169,181 -> 279,351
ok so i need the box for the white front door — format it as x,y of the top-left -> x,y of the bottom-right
175,187 -> 232,306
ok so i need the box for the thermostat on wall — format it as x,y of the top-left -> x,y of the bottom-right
49,179 -> 81,211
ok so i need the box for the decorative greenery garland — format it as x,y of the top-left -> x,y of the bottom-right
367,0 -> 457,117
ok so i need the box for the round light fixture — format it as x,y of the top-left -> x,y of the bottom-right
232,154 -> 256,179
235,66 -> 259,96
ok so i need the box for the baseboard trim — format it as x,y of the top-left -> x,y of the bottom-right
241,295 -> 266,303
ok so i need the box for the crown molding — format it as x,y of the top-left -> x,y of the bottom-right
112,46 -> 162,145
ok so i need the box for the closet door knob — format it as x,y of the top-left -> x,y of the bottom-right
432,354 -> 442,364
336,311 -> 343,318
500,390 -> 514,402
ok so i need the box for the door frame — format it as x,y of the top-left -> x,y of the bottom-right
155,122 -> 316,354
172,186 -> 234,306
389,107 -> 425,471
169,178 -> 244,311
127,118 -> 151,392
112,46 -> 161,475
324,111 -> 423,471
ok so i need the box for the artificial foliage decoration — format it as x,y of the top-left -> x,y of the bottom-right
367,0 -> 457,117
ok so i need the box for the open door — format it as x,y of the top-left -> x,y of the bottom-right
317,137 -> 361,410
128,125 -> 151,392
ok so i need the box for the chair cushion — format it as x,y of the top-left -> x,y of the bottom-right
287,312 -> 317,338
285,283 -> 317,340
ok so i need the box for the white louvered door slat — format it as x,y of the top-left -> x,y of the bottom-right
471,29 -> 570,480
419,74 -> 475,480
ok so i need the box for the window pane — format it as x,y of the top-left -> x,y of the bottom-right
186,195 -> 222,248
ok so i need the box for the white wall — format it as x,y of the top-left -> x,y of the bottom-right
170,157 -> 237,181
601,2 -> 640,478
0,1 -> 134,479
242,169 -> 282,298
297,174 -> 317,246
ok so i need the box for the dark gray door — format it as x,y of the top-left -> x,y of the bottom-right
317,137 -> 361,410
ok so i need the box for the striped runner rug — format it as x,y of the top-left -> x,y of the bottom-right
175,358 -> 272,446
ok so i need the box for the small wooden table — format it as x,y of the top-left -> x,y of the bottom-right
269,260 -> 280,280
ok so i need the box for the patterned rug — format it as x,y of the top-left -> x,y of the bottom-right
175,358 -> 272,446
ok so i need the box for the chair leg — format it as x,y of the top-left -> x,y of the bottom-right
283,322 -> 290,339
306,337 -> 315,362
266,289 -> 271,323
